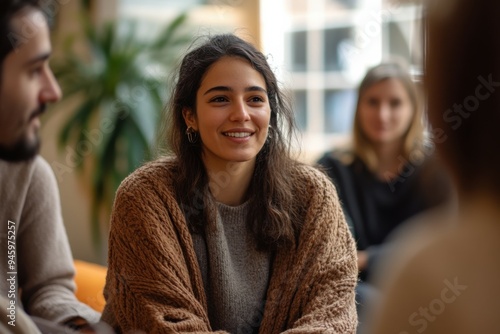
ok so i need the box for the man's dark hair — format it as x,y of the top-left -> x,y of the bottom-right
0,0 -> 41,67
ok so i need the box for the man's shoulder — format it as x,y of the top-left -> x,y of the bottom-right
0,155 -> 54,188
32,155 -> 56,178
0,154 -> 51,173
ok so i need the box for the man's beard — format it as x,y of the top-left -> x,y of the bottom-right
0,104 -> 46,162
0,132 -> 41,162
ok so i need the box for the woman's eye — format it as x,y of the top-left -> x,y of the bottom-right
367,98 -> 378,107
249,96 -> 265,103
210,96 -> 228,103
390,99 -> 402,108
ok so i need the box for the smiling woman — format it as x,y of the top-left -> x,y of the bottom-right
101,33 -> 359,334
183,56 -> 271,199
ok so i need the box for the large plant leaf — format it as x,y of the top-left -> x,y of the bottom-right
50,10 -> 192,250
150,12 -> 188,50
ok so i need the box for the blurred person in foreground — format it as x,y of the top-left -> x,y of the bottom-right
367,0 -> 500,333
316,62 -> 451,320
0,0 -> 104,332
102,33 -> 358,333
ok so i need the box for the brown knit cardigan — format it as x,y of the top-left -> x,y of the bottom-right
101,158 -> 358,333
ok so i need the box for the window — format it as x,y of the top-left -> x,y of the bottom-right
324,89 -> 356,133
290,31 -> 308,72
324,27 -> 355,72
293,90 -> 308,131
261,0 -> 423,161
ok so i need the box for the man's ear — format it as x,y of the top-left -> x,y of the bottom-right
182,108 -> 197,130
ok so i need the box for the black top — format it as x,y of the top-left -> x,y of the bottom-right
317,150 -> 451,279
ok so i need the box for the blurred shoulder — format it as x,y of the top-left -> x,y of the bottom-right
0,155 -> 37,175
372,205 -> 471,290
317,147 -> 356,167
370,206 -> 500,334
0,156 -> 54,186
32,156 -> 59,184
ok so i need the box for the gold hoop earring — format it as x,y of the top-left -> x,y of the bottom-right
186,126 -> 198,144
267,125 -> 273,141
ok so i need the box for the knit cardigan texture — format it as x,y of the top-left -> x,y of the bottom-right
101,158 -> 358,333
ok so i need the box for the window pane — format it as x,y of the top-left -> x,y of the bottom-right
120,0 -> 206,9
289,31 -> 308,71
326,0 -> 358,10
383,21 -> 411,62
292,90 -> 308,131
324,89 -> 356,133
324,27 -> 354,72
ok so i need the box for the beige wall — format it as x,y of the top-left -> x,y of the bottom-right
243,0 -> 261,49
236,0 -> 261,48
182,0 -> 261,47
42,0 -> 117,265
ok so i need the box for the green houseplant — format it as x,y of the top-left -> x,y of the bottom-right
53,11 -> 191,248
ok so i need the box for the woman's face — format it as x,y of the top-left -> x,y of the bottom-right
183,56 -> 271,171
357,78 -> 414,145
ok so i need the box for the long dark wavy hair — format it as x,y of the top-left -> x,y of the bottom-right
165,34 -> 301,250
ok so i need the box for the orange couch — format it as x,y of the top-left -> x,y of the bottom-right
73,260 -> 107,313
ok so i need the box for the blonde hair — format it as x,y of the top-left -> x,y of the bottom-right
352,62 -> 425,172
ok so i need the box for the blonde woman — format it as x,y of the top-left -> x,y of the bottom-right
317,62 -> 451,314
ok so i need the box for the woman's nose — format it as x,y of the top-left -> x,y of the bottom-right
229,100 -> 251,122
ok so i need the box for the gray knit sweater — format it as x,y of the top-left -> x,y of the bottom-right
0,156 -> 100,324
192,201 -> 270,334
